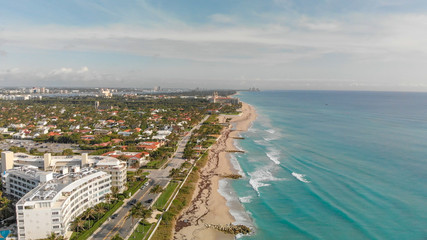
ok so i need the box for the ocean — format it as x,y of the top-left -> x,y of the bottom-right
222,91 -> 427,240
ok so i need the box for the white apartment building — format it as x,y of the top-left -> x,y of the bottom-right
1,151 -> 127,193
89,157 -> 127,193
1,165 -> 53,199
15,169 -> 111,239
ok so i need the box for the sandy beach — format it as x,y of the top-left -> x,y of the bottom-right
173,102 -> 257,240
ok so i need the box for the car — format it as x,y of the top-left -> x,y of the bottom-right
145,199 -> 153,204
129,199 -> 137,205
111,214 -> 118,219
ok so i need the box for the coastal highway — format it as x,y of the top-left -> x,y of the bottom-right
90,116 -> 208,239
91,179 -> 170,240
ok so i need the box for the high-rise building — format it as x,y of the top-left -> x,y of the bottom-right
1,152 -> 127,193
15,169 -> 111,239
1,165 -> 53,199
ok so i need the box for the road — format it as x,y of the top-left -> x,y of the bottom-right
90,116 -> 208,240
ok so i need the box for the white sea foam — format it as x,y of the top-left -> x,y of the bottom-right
248,127 -> 257,133
239,195 -> 253,203
292,172 -> 310,183
229,154 -> 245,177
266,147 -> 281,164
263,136 -> 279,141
233,141 -> 244,152
218,179 -> 254,227
254,139 -> 267,145
248,168 -> 286,195
266,128 -> 276,134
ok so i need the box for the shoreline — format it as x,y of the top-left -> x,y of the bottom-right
173,102 -> 257,240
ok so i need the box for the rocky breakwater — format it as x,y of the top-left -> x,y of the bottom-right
204,223 -> 251,235
222,174 -> 243,179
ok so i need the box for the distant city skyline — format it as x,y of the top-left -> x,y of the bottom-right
1,0 -> 427,91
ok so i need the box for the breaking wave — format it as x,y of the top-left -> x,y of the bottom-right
239,195 -> 253,203
266,129 -> 276,134
266,147 -> 281,165
292,172 -> 310,183
249,167 -> 286,195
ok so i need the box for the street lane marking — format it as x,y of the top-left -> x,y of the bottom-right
102,185 -> 154,239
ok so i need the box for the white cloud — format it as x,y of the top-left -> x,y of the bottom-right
2,13 -> 427,64
209,14 -> 236,24
77,66 -> 89,73
1,12 -> 427,90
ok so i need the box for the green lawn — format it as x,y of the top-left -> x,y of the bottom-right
129,222 -> 152,240
144,159 -> 168,169
153,182 -> 179,209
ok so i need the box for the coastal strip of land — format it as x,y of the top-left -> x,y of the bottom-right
173,102 -> 257,240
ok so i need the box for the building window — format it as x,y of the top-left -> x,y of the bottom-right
39,202 -> 51,208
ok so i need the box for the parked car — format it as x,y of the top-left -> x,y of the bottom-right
111,214 -> 118,219
145,199 -> 153,204
129,199 -> 137,205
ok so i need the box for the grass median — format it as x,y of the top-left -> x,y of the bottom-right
128,221 -> 153,240
71,200 -> 124,240
153,181 -> 179,210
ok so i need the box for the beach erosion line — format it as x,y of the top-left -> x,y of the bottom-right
172,102 -> 257,240
220,102 -> 258,227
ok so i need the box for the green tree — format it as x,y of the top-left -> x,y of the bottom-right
62,149 -> 74,156
111,234 -> 124,240
127,203 -> 142,225
70,218 -> 85,232
150,185 -> 163,194
42,232 -> 65,240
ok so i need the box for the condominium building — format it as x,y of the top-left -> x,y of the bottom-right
1,151 -> 127,193
91,157 -> 127,193
15,169 -> 111,240
1,165 -> 53,199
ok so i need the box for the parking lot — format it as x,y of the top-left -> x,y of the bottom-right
0,139 -> 78,153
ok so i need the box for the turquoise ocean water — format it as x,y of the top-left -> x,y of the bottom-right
224,91 -> 427,240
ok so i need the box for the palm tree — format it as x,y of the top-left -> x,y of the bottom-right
111,186 -> 119,198
71,218 -> 85,232
42,232 -> 65,240
94,204 -> 106,219
105,193 -> 112,205
83,208 -> 97,227
127,208 -> 141,225
150,185 -> 163,193
141,207 -> 152,219
127,203 -> 144,225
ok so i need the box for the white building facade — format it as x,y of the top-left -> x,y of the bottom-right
1,165 -> 52,199
1,151 -> 127,193
15,169 -> 111,239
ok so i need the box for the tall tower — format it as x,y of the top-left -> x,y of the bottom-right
1,151 -> 14,173
213,91 -> 219,103
95,101 -> 100,110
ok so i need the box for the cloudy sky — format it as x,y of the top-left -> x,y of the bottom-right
1,0 -> 427,90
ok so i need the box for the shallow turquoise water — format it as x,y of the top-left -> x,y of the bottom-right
230,91 -> 427,240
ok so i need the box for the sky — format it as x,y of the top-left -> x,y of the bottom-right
1,0 -> 427,90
